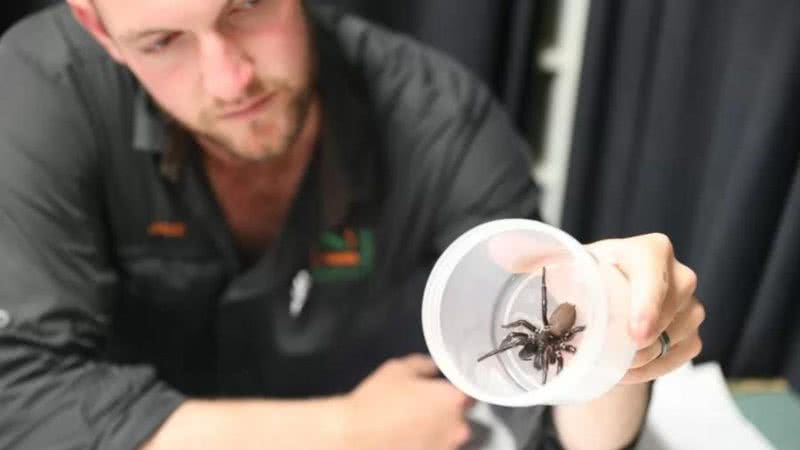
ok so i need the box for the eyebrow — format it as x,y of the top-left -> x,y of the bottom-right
119,0 -> 236,43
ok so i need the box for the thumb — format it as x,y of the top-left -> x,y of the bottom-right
587,238 -> 667,344
397,353 -> 440,377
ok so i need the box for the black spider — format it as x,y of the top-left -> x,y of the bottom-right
477,266 -> 586,384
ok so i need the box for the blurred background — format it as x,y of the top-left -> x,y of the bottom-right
3,0 -> 799,445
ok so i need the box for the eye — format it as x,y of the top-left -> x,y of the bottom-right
226,0 -> 273,30
141,33 -> 181,54
232,0 -> 260,12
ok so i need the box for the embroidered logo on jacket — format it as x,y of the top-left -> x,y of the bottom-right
310,227 -> 374,283
147,221 -> 187,238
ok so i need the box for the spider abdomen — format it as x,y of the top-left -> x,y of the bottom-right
549,303 -> 577,336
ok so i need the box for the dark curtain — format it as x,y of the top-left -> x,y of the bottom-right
562,0 -> 800,391
310,0 -> 540,135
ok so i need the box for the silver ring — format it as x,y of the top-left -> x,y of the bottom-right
657,331 -> 671,358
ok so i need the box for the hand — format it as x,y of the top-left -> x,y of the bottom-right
342,354 -> 473,450
586,233 -> 705,384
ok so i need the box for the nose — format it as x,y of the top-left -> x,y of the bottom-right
198,32 -> 255,102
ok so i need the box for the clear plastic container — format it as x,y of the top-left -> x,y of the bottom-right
421,219 -> 636,406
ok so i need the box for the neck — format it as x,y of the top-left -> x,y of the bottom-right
194,96 -> 323,259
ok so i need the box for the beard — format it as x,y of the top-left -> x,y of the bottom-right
192,77 -> 314,163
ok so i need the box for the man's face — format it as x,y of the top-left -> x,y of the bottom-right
93,0 -> 314,161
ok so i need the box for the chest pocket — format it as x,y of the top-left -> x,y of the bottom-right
270,227 -> 376,353
271,275 -> 370,354
213,226 -> 380,396
110,251 -> 228,395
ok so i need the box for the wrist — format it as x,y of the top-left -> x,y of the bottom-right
142,396 -> 359,450
553,382 -> 651,450
322,395 -> 354,450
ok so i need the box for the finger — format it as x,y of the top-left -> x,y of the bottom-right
626,234 -> 674,342
438,383 -> 476,410
487,233 -> 568,274
394,353 -> 439,377
450,421 -> 472,449
629,299 -> 705,368
643,262 -> 699,346
588,235 -> 672,342
461,393 -> 477,410
426,380 -> 474,410
673,261 -> 699,300
621,333 -> 703,384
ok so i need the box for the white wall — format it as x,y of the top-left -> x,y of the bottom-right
530,0 -> 591,226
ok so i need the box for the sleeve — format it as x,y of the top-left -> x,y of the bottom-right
431,88 -> 542,252
0,39 -> 185,450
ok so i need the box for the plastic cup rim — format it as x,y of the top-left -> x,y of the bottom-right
421,218 -> 609,406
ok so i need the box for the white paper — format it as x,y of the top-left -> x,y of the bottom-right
638,362 -> 775,450
462,361 -> 774,449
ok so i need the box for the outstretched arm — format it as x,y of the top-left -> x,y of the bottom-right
552,235 -> 704,449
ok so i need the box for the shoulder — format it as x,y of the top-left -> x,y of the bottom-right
0,3 -> 135,125
311,6 -> 495,137
310,6 -> 513,194
0,4 -> 136,175
1,4 -> 112,81
0,5 -> 139,194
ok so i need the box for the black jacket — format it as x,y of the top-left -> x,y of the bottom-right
0,4 -> 545,449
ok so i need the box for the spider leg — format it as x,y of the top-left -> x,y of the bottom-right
541,266 -> 549,327
555,350 -> 564,375
501,331 -> 530,344
561,325 -> 586,341
477,332 -> 528,362
518,342 -> 540,360
533,347 -> 544,370
559,343 -> 577,354
541,347 -> 551,384
571,325 -> 587,333
501,320 -> 540,334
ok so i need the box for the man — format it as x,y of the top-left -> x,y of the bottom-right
0,1 -> 704,449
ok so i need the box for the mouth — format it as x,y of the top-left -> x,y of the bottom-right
219,94 -> 273,120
